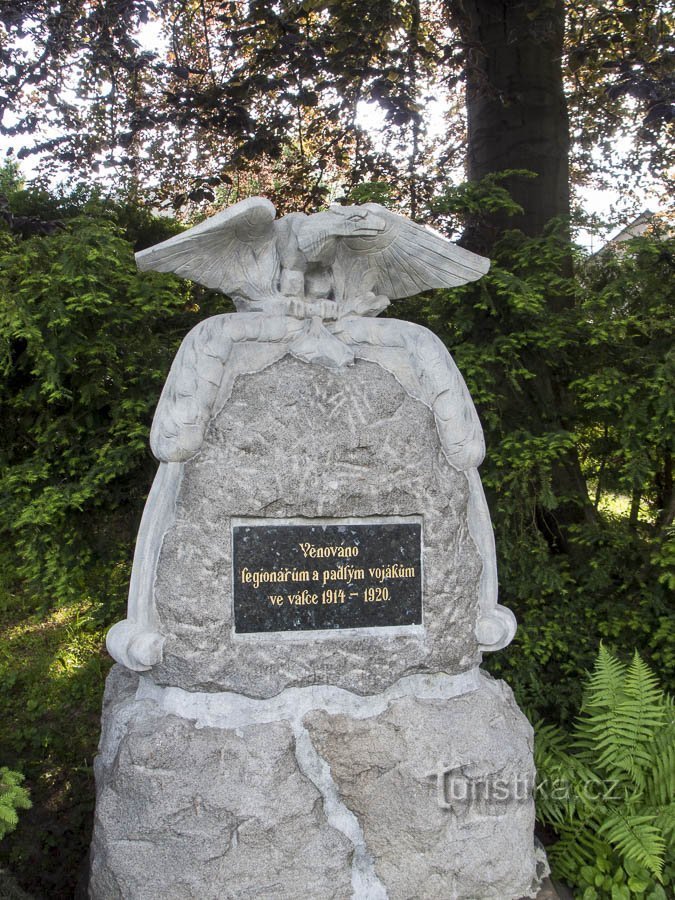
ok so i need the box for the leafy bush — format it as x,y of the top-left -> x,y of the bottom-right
0,769 -> 30,842
0,190 -> 229,610
393,207 -> 675,721
0,587 -> 112,895
0,184 -> 228,895
535,646 -> 674,898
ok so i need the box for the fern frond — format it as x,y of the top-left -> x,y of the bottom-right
548,825 -> 610,884
576,649 -> 667,784
584,643 -> 627,712
534,721 -> 602,825
624,652 -> 665,707
598,811 -> 666,879
652,801 -> 675,843
644,700 -> 675,809
534,721 -> 569,758
539,649 -> 673,891
534,722 -> 571,817
574,646 -> 625,758
0,805 -> 19,827
0,766 -> 31,839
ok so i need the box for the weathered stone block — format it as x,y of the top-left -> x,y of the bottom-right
90,668 -> 541,900
152,358 -> 483,696
304,678 -> 538,899
90,668 -> 354,900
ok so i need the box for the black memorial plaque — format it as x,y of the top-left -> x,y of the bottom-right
232,521 -> 422,634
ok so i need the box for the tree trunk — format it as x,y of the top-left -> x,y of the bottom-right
458,0 -> 570,256
450,0 -> 597,543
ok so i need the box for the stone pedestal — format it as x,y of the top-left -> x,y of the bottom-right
91,667 -> 542,900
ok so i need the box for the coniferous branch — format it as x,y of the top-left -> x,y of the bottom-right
0,768 -> 31,841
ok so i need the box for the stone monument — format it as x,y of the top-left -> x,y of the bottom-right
89,198 -> 547,898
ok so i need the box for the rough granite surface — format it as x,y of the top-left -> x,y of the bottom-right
90,667 -> 539,900
151,357 -> 483,696
89,667 -> 354,900
304,678 -> 538,900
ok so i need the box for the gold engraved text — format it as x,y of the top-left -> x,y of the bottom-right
299,542 -> 360,559
241,567 -> 310,589
368,565 -> 416,582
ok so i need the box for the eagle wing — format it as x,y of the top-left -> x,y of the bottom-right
135,197 -> 279,305
336,203 -> 490,301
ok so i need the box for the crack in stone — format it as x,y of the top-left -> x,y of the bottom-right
133,669 -> 483,899
135,669 -> 481,729
291,719 -> 388,900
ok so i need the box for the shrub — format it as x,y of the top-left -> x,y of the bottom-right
0,194 -> 229,610
535,646 -> 674,899
0,769 -> 30,842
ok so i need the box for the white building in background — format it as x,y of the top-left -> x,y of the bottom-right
593,209 -> 674,256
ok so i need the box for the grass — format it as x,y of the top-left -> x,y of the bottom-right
587,483 -> 657,523
0,587 -> 113,898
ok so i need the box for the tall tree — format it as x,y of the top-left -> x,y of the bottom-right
566,0 -> 674,195
1,1 -> 671,211
451,0 -> 570,251
440,0 -> 598,561
0,1 -> 443,210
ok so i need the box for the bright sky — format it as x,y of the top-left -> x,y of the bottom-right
1,15 -> 668,252
355,100 -> 669,252
1,127 -> 653,254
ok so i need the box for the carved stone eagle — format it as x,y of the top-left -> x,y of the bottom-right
135,197 -> 489,319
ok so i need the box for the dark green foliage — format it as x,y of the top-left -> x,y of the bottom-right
394,188 -> 675,721
575,234 -> 675,535
0,188 -> 229,610
534,646 -> 674,898
0,184 -> 229,895
0,587 -> 111,896
0,177 -> 672,894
